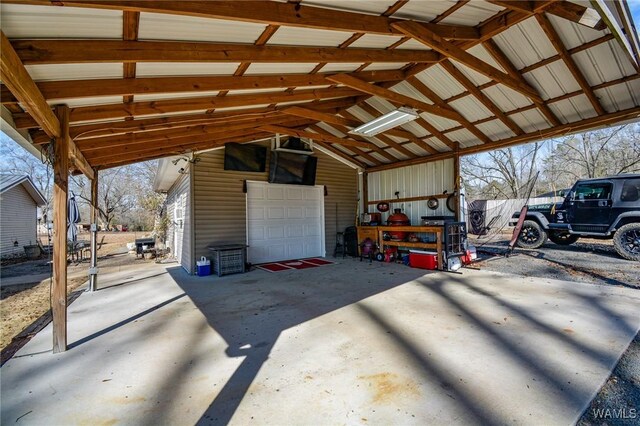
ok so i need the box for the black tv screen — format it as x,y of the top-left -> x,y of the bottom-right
269,151 -> 317,186
224,143 -> 267,172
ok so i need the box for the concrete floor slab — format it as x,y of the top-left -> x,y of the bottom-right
1,260 -> 638,425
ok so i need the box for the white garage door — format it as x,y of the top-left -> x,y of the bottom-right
246,181 -> 325,264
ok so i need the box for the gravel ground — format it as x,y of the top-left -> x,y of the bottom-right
470,234 -> 639,424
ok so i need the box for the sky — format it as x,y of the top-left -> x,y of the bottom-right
630,0 -> 640,26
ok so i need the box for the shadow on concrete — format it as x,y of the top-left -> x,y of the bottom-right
166,263 -> 428,425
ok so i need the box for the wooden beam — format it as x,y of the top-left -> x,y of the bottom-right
0,31 -> 60,138
392,20 -> 543,102
11,39 -> 441,65
259,125 -> 371,148
52,105 -> 69,353
540,1 -> 607,31
535,13 -> 606,115
1,70 -> 405,104
487,1 -> 534,14
367,106 -> 640,172
482,39 -> 562,127
5,0 -> 479,40
307,124 -> 382,166
440,60 -> 524,136
327,73 -> 462,122
122,10 -> 140,103
406,76 -> 493,144
13,87 -> 361,126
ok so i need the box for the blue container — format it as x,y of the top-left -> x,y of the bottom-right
196,256 -> 211,276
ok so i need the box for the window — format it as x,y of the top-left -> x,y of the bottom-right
620,179 -> 640,202
174,194 -> 185,220
574,182 -> 612,200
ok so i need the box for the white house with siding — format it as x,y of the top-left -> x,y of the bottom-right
0,174 -> 46,258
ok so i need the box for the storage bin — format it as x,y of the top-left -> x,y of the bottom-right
196,256 -> 211,276
409,250 -> 437,270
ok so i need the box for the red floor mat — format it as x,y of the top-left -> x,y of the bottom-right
256,258 -> 334,272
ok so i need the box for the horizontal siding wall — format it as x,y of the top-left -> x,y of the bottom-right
0,185 -> 38,257
193,144 -> 358,263
367,159 -> 455,225
166,171 -> 192,273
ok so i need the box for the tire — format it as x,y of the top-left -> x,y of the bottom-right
613,223 -> 640,261
516,220 -> 548,249
548,232 -> 579,246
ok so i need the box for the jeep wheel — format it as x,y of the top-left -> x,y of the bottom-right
516,220 -> 548,249
548,232 -> 579,246
613,223 -> 640,261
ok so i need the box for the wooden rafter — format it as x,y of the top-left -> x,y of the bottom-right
13,87 -> 361,127
540,1 -> 607,31
5,0 -> 479,40
11,39 -> 441,65
392,21 -> 542,103
122,10 -> 140,104
307,124 -> 382,166
327,73 -> 462,122
481,39 -> 561,127
405,76 -> 493,144
535,13 -> 606,115
0,70 -> 405,104
314,142 -> 367,169
441,60 -> 524,136
259,124 -> 370,148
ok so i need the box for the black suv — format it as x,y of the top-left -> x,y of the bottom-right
512,175 -> 640,261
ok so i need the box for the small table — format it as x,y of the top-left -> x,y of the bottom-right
207,244 -> 247,277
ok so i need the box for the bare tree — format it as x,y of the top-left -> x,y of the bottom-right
462,142 -> 544,199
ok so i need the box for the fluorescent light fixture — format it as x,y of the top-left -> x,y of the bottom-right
349,107 -> 419,137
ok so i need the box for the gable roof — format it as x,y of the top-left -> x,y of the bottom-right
0,174 -> 47,206
1,1 -> 639,174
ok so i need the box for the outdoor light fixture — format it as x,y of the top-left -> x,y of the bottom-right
349,107 -> 419,137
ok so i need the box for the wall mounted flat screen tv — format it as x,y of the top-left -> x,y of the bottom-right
224,143 -> 267,172
269,151 -> 318,186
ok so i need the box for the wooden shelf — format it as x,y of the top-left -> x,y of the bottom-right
381,241 -> 437,249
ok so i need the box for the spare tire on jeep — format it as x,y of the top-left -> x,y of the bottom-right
516,220 -> 548,249
613,223 -> 640,261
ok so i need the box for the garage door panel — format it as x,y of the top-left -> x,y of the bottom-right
247,181 -> 324,264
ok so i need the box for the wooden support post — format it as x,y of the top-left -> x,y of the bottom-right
52,105 -> 68,353
453,146 -> 461,222
362,171 -> 369,216
89,170 -> 99,291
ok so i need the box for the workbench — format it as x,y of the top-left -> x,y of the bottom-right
376,225 -> 444,270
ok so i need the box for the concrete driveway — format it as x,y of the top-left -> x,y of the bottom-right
1,260 -> 638,425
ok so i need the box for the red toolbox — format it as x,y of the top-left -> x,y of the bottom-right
409,250 -> 437,270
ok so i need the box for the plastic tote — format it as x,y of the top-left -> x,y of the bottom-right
196,256 -> 211,276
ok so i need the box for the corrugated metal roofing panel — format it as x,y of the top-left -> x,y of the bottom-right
526,61 -> 581,100
399,121 -> 429,138
133,91 -> 220,102
267,26 -> 352,47
548,95 -> 598,123
546,13 -> 607,50
466,45 -> 505,73
450,60 -> 492,86
446,128 -> 481,147
510,109 -> 553,133
572,41 -> 635,86
595,80 -> 640,112
403,142 -> 431,157
492,17 -> 557,69
365,97 -> 395,114
440,1 -> 504,26
25,64 -> 124,81
391,1 -> 458,22
346,105 -> 374,122
395,38 -> 433,50
482,84 -> 534,111
138,12 -> 267,43
391,81 -> 435,105
415,64 -> 466,99
0,3 -> 122,39
419,112 -> 459,132
448,96 -> 493,121
302,0 -> 396,15
349,34 -> 403,49
45,96 -> 123,108
320,63 -> 364,73
316,122 -> 346,137
136,63 -> 240,77
424,136 -> 451,152
363,62 -> 408,71
226,88 -> 287,96
244,63 -> 318,75
475,119 -> 515,141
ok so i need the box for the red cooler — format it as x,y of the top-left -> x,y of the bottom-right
409,250 -> 437,270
